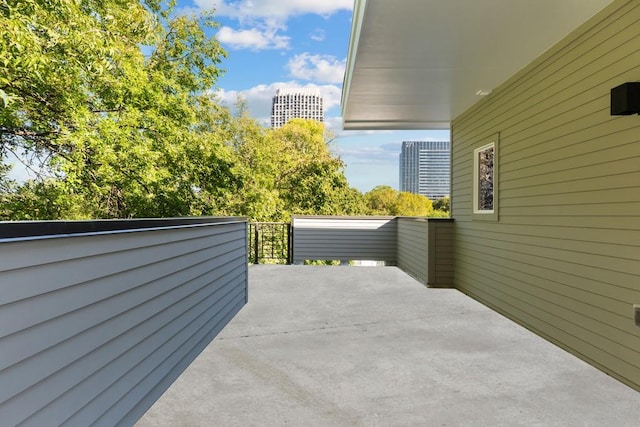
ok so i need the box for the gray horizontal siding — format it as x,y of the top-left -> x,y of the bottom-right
451,0 -> 640,391
292,217 -> 397,262
0,220 -> 248,426
292,216 -> 454,286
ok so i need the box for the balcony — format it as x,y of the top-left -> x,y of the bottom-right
2,216 -> 639,426
291,216 -> 454,288
137,265 -> 640,425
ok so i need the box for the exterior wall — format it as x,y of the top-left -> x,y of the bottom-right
0,218 -> 248,426
450,0 -> 640,390
292,216 -> 397,263
397,218 -> 454,287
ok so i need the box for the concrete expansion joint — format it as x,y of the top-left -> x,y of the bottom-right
218,314 -> 468,341
218,320 -> 385,340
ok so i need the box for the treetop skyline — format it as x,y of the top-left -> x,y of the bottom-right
176,0 -> 450,192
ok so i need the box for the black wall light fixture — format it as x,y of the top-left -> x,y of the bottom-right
611,82 -> 640,115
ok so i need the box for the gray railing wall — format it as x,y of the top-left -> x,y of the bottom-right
292,216 -> 397,263
292,216 -> 453,287
396,217 -> 429,283
0,217 -> 247,427
397,218 -> 454,287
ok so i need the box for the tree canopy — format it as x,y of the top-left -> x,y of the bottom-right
1,1 -> 237,219
0,1 -> 448,222
363,185 -> 447,217
219,115 -> 366,221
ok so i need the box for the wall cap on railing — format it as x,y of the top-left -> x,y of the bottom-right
395,217 -> 454,221
292,215 -> 396,220
0,216 -> 247,239
292,215 -> 453,222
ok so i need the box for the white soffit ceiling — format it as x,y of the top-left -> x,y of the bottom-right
341,0 -> 614,130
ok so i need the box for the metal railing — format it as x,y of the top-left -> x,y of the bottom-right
248,222 -> 292,264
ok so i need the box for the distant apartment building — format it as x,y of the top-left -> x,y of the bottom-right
271,88 -> 324,129
399,140 -> 451,200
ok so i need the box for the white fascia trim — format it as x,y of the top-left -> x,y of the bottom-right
341,0 -> 368,127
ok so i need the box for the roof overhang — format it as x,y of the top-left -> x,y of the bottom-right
342,0 -> 613,130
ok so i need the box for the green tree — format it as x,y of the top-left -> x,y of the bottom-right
0,179 -> 87,220
395,191 -> 433,216
1,0 -> 161,151
273,119 -> 364,219
222,105 -> 285,221
433,196 -> 450,213
364,185 -> 398,215
227,117 -> 365,221
1,1 -> 237,219
0,3 -> 364,221
364,185 -> 434,216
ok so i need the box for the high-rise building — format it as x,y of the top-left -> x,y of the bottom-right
271,88 -> 324,129
399,140 -> 450,200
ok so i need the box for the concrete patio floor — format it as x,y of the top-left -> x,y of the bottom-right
136,265 -> 640,426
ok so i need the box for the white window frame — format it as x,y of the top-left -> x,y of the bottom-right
472,135 -> 499,221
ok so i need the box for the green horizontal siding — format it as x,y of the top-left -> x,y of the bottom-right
397,219 -> 429,283
451,0 -> 640,391
397,218 -> 454,287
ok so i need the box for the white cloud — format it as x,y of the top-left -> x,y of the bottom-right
323,116 -> 344,134
174,5 -> 201,16
216,26 -> 290,50
195,1 -> 351,52
287,53 -> 346,84
216,82 -> 342,125
310,28 -> 325,42
337,145 -> 399,165
199,0 -> 352,22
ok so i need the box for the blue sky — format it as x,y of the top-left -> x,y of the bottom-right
179,0 -> 450,192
